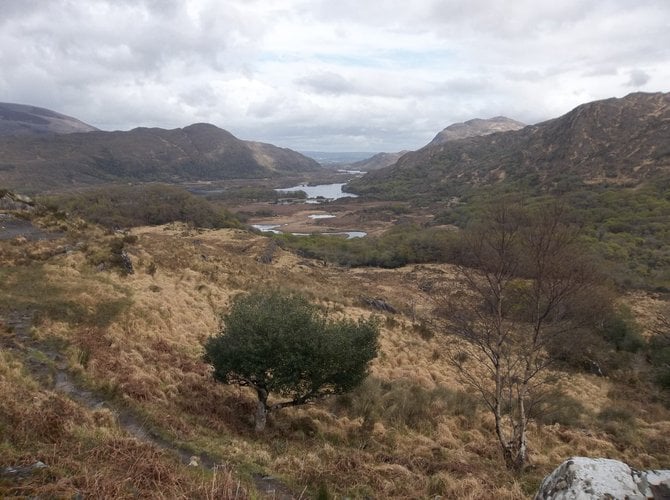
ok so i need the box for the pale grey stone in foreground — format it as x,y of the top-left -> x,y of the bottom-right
535,457 -> 670,500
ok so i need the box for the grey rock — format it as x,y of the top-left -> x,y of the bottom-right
360,296 -> 397,314
1,461 -> 49,480
535,457 -> 670,500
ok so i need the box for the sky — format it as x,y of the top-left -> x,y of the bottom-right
1,0 -> 668,152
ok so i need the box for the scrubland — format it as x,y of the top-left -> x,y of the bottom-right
1,212 -> 669,498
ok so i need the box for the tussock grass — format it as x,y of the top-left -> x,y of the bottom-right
2,222 -> 669,498
0,350 -> 244,499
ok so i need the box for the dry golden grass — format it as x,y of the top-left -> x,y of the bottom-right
2,221 -> 669,498
0,349 -> 245,499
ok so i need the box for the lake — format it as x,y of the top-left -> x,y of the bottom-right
251,224 -> 366,239
276,183 -> 357,201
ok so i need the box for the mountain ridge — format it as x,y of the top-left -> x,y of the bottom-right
0,121 -> 321,192
347,92 -> 670,199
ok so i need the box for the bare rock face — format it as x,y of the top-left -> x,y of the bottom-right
535,457 -> 670,500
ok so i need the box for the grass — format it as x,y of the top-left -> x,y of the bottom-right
0,350 -> 245,498
1,217 -> 669,497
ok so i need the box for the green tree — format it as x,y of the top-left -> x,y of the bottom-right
204,291 -> 379,432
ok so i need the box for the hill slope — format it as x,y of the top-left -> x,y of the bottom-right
1,202 -> 668,498
348,92 -> 670,199
0,122 -> 321,192
0,102 -> 98,136
343,151 -> 410,171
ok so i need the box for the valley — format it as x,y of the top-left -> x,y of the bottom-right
1,92 -> 669,499
1,203 -> 669,498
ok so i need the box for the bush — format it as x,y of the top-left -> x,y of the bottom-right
204,290 -> 379,431
600,310 -> 643,352
41,184 -> 241,229
528,390 -> 587,427
276,224 -> 458,268
338,377 -> 478,432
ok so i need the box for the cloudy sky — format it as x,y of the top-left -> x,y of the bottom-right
1,0 -> 668,151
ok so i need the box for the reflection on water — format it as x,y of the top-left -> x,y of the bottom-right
335,231 -> 366,239
251,224 -> 282,234
251,224 -> 366,239
276,183 -> 357,201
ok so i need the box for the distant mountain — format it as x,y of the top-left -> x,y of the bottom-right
343,151 -> 410,171
0,102 -> 98,136
0,122 -> 320,192
347,92 -> 670,199
338,117 -> 522,173
300,151 -> 376,166
428,116 -> 525,146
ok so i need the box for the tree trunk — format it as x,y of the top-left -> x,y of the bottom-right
255,388 -> 269,432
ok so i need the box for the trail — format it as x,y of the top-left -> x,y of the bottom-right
0,310 -> 297,500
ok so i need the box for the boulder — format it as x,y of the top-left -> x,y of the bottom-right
535,457 -> 670,499
0,191 -> 35,211
360,296 -> 397,314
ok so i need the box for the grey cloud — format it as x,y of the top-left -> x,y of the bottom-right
1,0 -> 669,152
295,72 -> 356,95
626,69 -> 651,87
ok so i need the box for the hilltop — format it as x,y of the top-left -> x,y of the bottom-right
348,92 -> 670,199
342,150 -> 410,171
428,116 -> 525,146
0,122 -> 321,193
0,102 -> 98,136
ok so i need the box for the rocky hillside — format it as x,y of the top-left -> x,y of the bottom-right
348,92 -> 670,199
0,122 -> 321,192
0,102 -> 98,136
428,116 -> 525,145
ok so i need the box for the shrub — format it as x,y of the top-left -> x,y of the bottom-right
41,184 -> 241,229
600,310 -> 643,352
204,291 -> 379,431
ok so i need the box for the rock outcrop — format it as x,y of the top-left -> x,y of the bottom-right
0,191 -> 35,211
535,457 -> 670,500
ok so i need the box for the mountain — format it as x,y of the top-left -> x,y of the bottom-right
0,122 -> 321,192
0,102 -> 98,136
428,116 -> 525,146
338,117 -> 523,173
342,151 -> 410,171
347,92 -> 670,199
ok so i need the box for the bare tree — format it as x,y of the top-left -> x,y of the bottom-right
435,201 -> 604,471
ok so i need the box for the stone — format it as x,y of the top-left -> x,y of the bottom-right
535,457 -> 670,500
360,296 -> 397,314
1,461 -> 49,480
0,192 -> 35,211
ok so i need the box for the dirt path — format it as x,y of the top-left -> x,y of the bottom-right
0,310 -> 297,499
